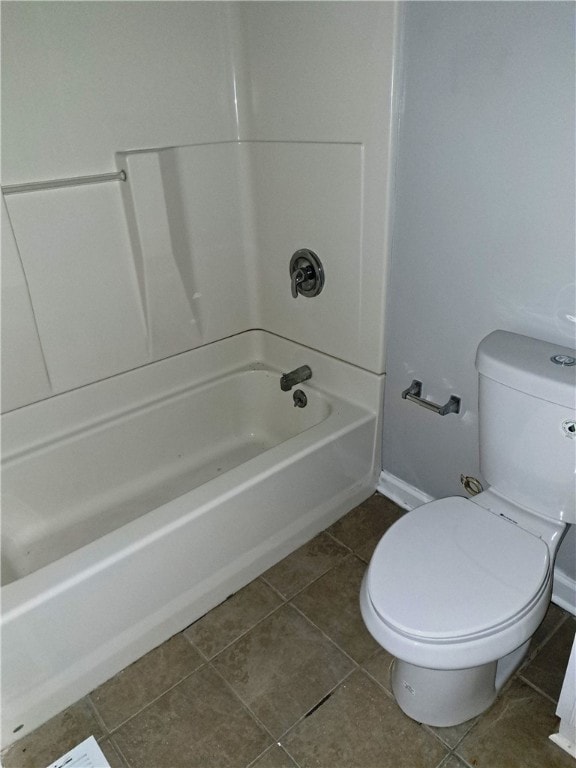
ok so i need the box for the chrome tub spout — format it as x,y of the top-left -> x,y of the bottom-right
280,365 -> 312,391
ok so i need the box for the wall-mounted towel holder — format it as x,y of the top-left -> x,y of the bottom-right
401,379 -> 461,416
2,170 -> 127,196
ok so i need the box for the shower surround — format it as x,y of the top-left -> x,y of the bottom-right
1,3 -> 399,746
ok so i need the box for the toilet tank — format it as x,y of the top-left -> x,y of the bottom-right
475,331 -> 576,524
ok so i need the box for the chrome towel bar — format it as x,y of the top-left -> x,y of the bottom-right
2,169 -> 127,196
401,379 -> 461,416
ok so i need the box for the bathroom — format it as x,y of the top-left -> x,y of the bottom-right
1,1 -> 575,766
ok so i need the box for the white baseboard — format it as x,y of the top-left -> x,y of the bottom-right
552,568 -> 576,617
378,470 -> 576,618
377,470 -> 435,511
549,733 -> 576,759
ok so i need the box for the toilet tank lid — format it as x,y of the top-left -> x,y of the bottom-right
476,330 -> 576,408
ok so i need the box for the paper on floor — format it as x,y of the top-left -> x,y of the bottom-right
45,736 -> 111,768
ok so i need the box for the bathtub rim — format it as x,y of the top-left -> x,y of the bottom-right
2,328 -> 382,452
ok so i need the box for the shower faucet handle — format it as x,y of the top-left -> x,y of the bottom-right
289,249 -> 325,299
291,266 -> 313,298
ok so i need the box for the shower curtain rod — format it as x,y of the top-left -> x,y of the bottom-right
1,169 -> 127,196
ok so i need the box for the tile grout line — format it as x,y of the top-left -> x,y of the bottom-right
205,657 -> 281,746
96,659 -> 209,737
517,612 -> 570,673
444,749 -> 477,768
84,695 -> 111,740
273,667 -> 359,749
360,656 -> 398,704
280,550 -> 364,603
182,598 -> 285,661
516,672 -> 562,705
105,734 -> 134,768
258,549 -> 352,603
287,601 -> 365,670
244,741 -> 302,768
182,635 -> 212,662
423,719 -> 480,755
323,528 -> 356,552
325,528 -> 382,565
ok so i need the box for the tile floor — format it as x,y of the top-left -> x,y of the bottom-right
3,494 -> 575,768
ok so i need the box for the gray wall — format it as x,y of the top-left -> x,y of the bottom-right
381,1 -> 575,595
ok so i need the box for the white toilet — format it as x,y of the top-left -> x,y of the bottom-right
360,330 -> 576,727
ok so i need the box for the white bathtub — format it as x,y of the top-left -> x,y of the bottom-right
1,330 -> 383,746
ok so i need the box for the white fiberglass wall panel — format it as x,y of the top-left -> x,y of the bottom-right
250,142 -> 366,368
1,2 -> 240,411
237,2 -> 398,374
5,186 -> 149,393
1,2 -> 237,181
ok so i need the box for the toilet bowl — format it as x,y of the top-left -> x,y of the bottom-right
360,496 -> 556,726
361,330 -> 576,726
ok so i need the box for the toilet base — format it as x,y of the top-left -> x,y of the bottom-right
391,659 -> 498,727
391,640 -> 531,727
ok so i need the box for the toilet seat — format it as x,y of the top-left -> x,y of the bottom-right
366,497 -> 550,645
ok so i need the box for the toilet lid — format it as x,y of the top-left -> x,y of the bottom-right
367,497 -> 550,641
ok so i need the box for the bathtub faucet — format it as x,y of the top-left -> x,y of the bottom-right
280,365 -> 312,391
